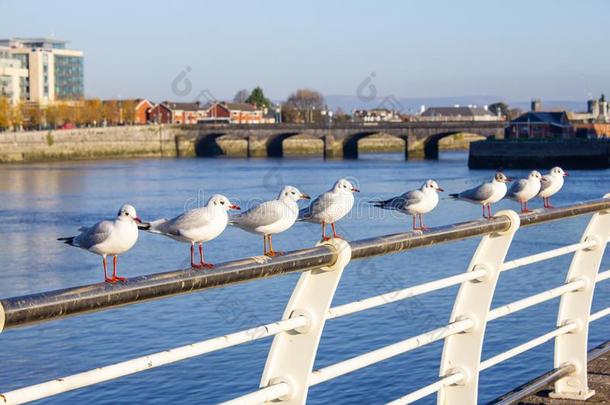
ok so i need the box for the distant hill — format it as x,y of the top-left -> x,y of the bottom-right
323,94 -> 587,114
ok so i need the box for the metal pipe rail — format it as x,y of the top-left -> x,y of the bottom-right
1,197 -> 609,331
1,197 -> 609,405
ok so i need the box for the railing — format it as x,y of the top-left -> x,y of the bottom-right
1,196 -> 609,404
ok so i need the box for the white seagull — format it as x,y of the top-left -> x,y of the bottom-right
58,204 -> 142,283
141,194 -> 240,269
371,179 -> 444,231
298,178 -> 359,241
230,186 -> 310,256
506,170 -> 545,213
449,172 -> 512,218
538,166 -> 568,208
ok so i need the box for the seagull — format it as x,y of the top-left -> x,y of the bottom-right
58,204 -> 142,283
538,166 -> 568,208
230,186 -> 310,256
298,178 -> 359,241
371,179 -> 443,231
141,194 -> 239,269
506,170 -> 545,213
449,172 -> 512,218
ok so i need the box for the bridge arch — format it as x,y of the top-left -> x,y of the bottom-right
342,132 -> 407,159
423,131 -> 487,160
195,133 -> 227,157
265,132 -> 302,157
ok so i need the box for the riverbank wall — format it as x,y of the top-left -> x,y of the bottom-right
0,126 -> 480,163
469,139 -> 610,169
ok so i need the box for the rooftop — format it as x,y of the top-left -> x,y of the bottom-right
421,106 -> 494,117
0,37 -> 69,50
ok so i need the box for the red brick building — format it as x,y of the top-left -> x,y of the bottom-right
203,102 -> 264,124
149,101 -> 207,124
134,99 -> 153,124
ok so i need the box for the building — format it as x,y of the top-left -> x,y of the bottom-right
149,101 -> 207,124
418,106 -> 498,121
203,102 -> 264,124
352,108 -> 402,122
0,47 -> 28,104
133,99 -> 153,124
506,111 -> 572,139
0,37 -> 84,104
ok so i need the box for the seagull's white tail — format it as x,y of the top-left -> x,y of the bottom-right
143,218 -> 169,234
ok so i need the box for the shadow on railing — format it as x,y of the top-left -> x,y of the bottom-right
1,197 -> 609,404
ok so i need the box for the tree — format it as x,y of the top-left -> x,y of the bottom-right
488,102 -> 509,118
0,97 -> 10,130
103,100 -> 120,125
245,86 -> 271,108
22,103 -> 43,130
11,102 -> 23,130
233,89 -> 250,103
45,104 -> 61,128
82,99 -> 102,126
284,89 -> 325,123
121,100 -> 136,124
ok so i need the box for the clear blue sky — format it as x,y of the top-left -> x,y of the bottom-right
1,0 -> 608,103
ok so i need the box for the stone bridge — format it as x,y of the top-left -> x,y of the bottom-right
175,121 -> 506,159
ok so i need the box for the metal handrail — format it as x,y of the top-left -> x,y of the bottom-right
1,197 -> 608,331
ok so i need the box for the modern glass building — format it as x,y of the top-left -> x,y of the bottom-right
0,38 -> 83,103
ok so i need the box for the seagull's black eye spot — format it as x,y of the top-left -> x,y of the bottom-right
124,212 -> 129,216
221,201 -> 225,205
291,191 -> 296,195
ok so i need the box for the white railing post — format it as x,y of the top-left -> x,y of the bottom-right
259,239 -> 351,404
550,194 -> 610,400
437,210 -> 520,405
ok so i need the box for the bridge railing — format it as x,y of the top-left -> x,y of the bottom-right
1,196 -> 609,404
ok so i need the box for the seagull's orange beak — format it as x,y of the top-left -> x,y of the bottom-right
504,177 -> 513,182
563,172 -> 569,176
352,187 -> 360,192
135,217 -> 142,224
229,204 -> 241,210
300,194 -> 311,200
436,187 -> 444,192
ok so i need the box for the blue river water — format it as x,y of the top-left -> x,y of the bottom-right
0,151 -> 608,404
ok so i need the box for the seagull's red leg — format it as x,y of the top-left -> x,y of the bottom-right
331,222 -> 341,239
321,221 -> 330,241
191,243 -> 203,268
266,234 -> 283,257
522,201 -> 531,213
488,204 -> 492,218
111,255 -> 126,282
547,197 -> 555,209
103,256 -> 114,283
199,242 -> 214,269
482,204 -> 487,218
412,215 -> 416,230
263,235 -> 268,256
419,214 -> 430,231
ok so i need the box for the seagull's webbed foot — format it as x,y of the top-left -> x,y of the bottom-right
105,277 -> 117,284
111,275 -> 126,282
200,262 -> 214,269
265,250 -> 284,257
321,236 -> 332,242
191,263 -> 204,269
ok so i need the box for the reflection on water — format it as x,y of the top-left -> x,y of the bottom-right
0,152 -> 608,404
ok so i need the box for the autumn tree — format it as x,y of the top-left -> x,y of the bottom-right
103,100 -> 119,125
233,89 -> 250,103
11,102 -> 23,130
121,100 -> 136,124
284,89 -> 325,123
45,104 -> 61,128
82,99 -> 102,126
0,97 -> 10,130
245,86 -> 271,108
22,103 -> 43,130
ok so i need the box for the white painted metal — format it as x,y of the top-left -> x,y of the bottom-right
501,240 -> 597,272
590,307 -> 610,322
386,372 -> 464,405
550,199 -> 610,400
259,239 -> 352,404
219,382 -> 290,405
326,269 -> 486,320
480,323 -> 578,370
488,280 -> 585,321
0,316 -> 307,405
596,269 -> 610,282
438,210 -> 520,405
308,319 -> 474,386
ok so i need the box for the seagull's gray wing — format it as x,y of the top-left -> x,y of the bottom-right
457,182 -> 494,202
74,220 -> 114,249
231,200 -> 285,229
152,208 -> 212,236
507,179 -> 528,197
539,175 -> 552,193
299,191 -> 334,221
373,189 -> 423,211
